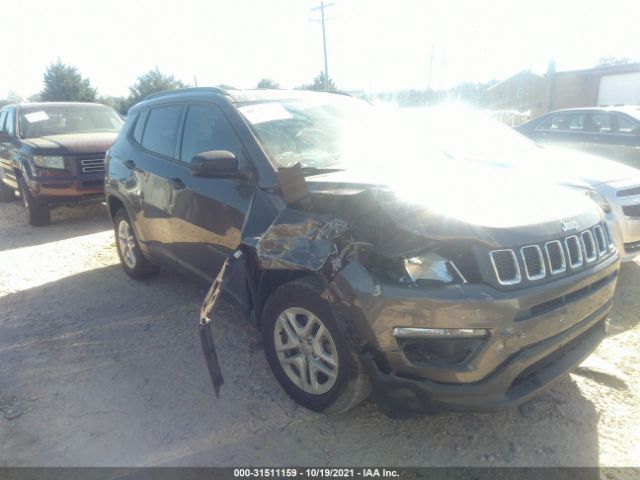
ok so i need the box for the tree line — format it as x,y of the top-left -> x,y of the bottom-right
0,61 -> 339,114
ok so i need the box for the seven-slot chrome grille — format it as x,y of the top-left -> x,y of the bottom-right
489,222 -> 615,286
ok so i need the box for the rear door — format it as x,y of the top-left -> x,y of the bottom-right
583,112 -> 620,160
530,111 -> 589,151
169,102 -> 254,282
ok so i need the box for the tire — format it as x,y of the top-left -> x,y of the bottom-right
0,179 -> 16,202
262,276 -> 371,414
114,209 -> 160,280
18,177 -> 50,226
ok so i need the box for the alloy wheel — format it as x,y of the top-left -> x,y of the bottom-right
273,307 -> 339,395
117,220 -> 137,269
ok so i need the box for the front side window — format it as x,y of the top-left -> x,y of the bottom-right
18,105 -> 123,139
614,115 -> 639,134
140,105 -> 183,158
0,110 -> 6,133
180,105 -> 244,163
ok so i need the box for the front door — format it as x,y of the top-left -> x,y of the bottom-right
169,103 -> 254,282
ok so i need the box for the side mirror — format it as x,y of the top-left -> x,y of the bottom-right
191,150 -> 240,178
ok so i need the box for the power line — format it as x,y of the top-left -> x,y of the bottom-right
311,2 -> 334,90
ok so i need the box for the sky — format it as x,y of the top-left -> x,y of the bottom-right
1,0 -> 639,99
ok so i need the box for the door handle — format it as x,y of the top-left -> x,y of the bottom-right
123,159 -> 136,169
167,177 -> 186,190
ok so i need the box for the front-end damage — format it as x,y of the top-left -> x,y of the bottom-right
199,164 -> 618,415
199,164 -> 493,402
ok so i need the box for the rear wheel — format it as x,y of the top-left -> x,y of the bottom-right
18,177 -> 50,226
262,277 -> 371,414
114,209 -> 160,279
0,179 -> 16,202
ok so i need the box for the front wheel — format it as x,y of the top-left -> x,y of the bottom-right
262,277 -> 371,414
18,177 -> 50,226
114,209 -> 160,280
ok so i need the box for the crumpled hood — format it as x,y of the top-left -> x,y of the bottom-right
22,132 -> 118,154
477,145 -> 640,187
302,159 -> 602,250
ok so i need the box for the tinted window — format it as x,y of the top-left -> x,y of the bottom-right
589,113 -> 612,133
615,115 -> 638,134
133,111 -> 147,144
180,105 -> 244,163
539,113 -> 585,131
5,109 -> 15,136
0,111 -> 6,133
141,106 -> 183,158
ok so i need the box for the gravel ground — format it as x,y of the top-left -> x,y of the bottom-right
0,200 -> 639,469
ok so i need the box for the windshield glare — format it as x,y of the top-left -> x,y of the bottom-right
19,105 -> 123,138
240,97 -> 536,173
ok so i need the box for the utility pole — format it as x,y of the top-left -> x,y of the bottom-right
311,2 -> 334,90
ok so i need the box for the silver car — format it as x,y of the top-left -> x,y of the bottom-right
413,106 -> 640,261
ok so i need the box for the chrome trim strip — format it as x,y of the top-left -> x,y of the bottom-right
490,249 -> 521,285
544,240 -> 567,275
393,327 -> 489,338
520,245 -> 546,280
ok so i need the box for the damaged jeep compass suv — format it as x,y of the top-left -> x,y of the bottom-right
106,88 -> 620,415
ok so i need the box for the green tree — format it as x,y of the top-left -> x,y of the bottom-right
40,61 -> 97,102
0,91 -> 23,108
123,67 -> 186,112
98,95 -> 126,114
256,78 -> 280,89
296,72 -> 337,92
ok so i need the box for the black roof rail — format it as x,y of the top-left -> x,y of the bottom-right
143,87 -> 228,101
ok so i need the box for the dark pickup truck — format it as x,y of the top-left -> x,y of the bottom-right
0,102 -> 123,225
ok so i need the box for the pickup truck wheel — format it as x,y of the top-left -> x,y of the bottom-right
262,277 -> 371,414
18,177 -> 50,226
114,209 -> 160,279
0,180 -> 16,202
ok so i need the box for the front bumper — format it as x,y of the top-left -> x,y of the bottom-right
28,173 -> 104,203
329,251 -> 619,414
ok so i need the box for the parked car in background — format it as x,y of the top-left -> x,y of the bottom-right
0,102 -> 123,225
516,107 -> 640,170
417,106 -> 640,261
106,88 -> 619,416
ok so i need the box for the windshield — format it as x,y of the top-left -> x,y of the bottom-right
240,96 -> 537,173
18,105 -> 123,139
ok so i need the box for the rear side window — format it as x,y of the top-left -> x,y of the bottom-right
589,113 -> 612,133
5,109 -> 15,136
0,111 -> 6,132
179,105 -> 244,163
132,110 -> 147,144
538,113 -> 585,131
141,105 -> 183,158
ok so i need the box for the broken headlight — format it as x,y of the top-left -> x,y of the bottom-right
367,251 -> 467,287
404,252 -> 467,287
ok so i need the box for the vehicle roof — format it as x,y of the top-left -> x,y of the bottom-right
545,105 -> 640,115
134,87 -> 348,111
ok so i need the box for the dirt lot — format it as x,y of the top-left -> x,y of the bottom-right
0,201 -> 639,469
